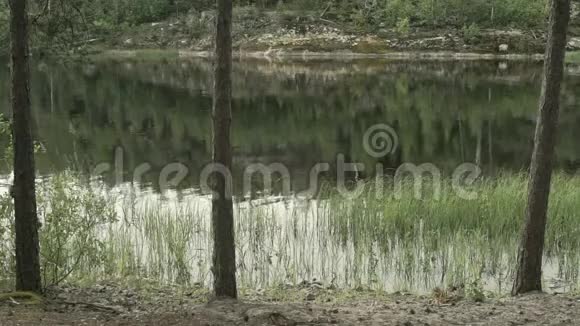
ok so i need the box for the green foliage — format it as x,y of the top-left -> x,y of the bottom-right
566,51 -> 580,64
326,174 -> 580,291
384,0 -> 415,27
0,192 -> 14,285
0,3 -> 8,55
0,114 -> 44,167
298,0 -> 546,29
489,0 -> 548,28
0,115 -> 12,166
0,171 -> 116,288
116,0 -> 175,24
462,23 -> 481,44
0,0 -> 547,53
28,0 -> 197,50
3,168 -> 580,291
466,279 -> 486,302
276,0 -> 322,12
37,172 -> 117,287
395,17 -> 411,37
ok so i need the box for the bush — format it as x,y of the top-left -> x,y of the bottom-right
37,172 -> 117,286
395,17 -> 411,37
384,0 -> 415,27
0,170 -> 117,287
462,23 -> 481,44
0,115 -> 11,166
289,0 -> 547,29
121,0 -> 173,24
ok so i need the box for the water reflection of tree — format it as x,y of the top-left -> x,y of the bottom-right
0,60 -> 579,193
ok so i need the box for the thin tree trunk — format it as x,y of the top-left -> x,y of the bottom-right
488,119 -> 494,175
211,0 -> 237,299
475,124 -> 482,167
512,0 -> 570,296
9,0 -> 42,293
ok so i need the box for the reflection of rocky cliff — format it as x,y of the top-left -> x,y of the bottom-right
95,58 -> 547,99
1,60 -> 580,193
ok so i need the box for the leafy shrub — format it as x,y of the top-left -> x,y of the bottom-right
350,9 -> 369,28
0,113 -> 116,287
462,23 -> 481,44
466,279 -> 486,302
384,0 -> 415,27
122,0 -> 174,24
0,170 -> 117,288
37,173 -> 117,287
395,17 -> 411,37
276,0 -> 546,29
0,115 -> 12,166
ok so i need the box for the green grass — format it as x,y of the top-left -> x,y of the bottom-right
85,173 -> 580,293
566,51 -> 580,64
2,172 -> 579,294
324,173 -> 580,291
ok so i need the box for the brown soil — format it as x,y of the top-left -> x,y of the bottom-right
1,284 -> 578,325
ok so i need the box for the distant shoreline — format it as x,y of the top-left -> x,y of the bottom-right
87,48 -> 571,63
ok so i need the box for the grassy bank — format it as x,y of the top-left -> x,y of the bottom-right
1,172 -> 579,294
326,174 -> 580,291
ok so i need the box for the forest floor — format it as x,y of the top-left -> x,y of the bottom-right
72,7 -> 580,60
0,282 -> 579,325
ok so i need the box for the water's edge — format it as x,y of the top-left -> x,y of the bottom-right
95,49 -> 548,62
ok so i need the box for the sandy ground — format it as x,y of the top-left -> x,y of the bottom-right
0,284 -> 578,325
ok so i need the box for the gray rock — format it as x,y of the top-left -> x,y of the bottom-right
567,37 -> 580,50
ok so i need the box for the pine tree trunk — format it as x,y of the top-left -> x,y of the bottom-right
211,0 -> 237,299
512,0 -> 570,296
9,0 -> 42,293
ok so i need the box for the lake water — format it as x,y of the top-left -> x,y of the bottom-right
1,58 -> 579,292
2,58 -> 580,189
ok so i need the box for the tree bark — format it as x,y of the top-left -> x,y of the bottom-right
9,0 -> 42,293
211,0 -> 237,299
512,0 -> 570,296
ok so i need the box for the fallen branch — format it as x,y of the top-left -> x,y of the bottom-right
318,18 -> 340,27
0,292 -> 43,305
320,2 -> 331,18
60,300 -> 125,314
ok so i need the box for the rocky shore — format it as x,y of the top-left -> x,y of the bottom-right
80,8 -> 580,59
